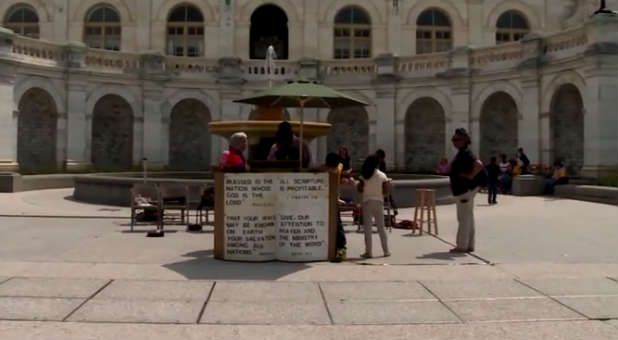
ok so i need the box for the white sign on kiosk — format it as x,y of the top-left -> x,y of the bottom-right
222,172 -> 330,262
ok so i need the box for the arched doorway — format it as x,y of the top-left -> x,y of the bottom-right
169,99 -> 211,170
550,84 -> 583,174
17,88 -> 57,173
250,5 -> 288,59
480,92 -> 518,163
91,95 -> 133,170
405,98 -> 445,172
327,107 -> 369,170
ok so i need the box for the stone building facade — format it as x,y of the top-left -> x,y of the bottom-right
0,0 -> 616,176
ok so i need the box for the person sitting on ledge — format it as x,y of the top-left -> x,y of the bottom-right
267,121 -> 312,168
218,132 -> 249,172
544,160 -> 569,195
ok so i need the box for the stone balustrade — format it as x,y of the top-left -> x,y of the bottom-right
84,48 -> 141,72
470,41 -> 524,69
397,53 -> 450,74
165,56 -> 219,74
0,25 -> 597,80
11,35 -> 65,67
320,59 -> 377,76
545,26 -> 588,58
241,59 -> 299,81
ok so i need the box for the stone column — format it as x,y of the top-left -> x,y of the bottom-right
466,0 -> 484,46
387,0 -> 402,56
220,0 -> 235,56
52,0 -> 69,42
0,28 -> 18,171
303,1 -> 318,58
135,0 -> 151,52
218,88 -> 243,163
141,52 -> 168,169
64,42 -> 91,171
443,47 -> 471,159
288,21 -> 304,60
517,35 -> 545,165
582,13 -> 618,177
374,54 -> 398,169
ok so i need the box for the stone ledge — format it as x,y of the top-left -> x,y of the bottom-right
0,173 -> 75,193
555,185 -> 618,206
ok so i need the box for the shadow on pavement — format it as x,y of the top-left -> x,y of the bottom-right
416,251 -> 467,261
163,249 -> 312,281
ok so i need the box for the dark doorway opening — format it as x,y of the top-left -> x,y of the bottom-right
250,5 -> 288,59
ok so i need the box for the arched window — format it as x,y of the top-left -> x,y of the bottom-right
416,8 -> 452,54
84,5 -> 121,50
167,4 -> 204,57
496,11 -> 529,44
3,5 -> 39,38
334,6 -> 371,59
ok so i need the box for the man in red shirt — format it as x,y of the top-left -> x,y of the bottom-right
219,132 -> 248,172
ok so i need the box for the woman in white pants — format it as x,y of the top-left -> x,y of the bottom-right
357,155 -> 391,258
448,128 -> 484,253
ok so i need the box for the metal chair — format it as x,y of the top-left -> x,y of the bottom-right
158,183 -> 189,227
187,184 -> 214,225
130,183 -> 161,231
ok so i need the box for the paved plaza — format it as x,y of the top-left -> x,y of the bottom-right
0,188 -> 616,339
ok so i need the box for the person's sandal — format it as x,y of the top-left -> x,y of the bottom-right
360,253 -> 372,259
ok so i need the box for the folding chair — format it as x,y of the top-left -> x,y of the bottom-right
130,183 -> 161,231
158,183 -> 189,227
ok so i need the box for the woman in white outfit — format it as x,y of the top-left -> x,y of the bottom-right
357,155 -> 391,258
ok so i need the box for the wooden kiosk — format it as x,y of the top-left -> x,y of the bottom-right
213,169 -> 338,262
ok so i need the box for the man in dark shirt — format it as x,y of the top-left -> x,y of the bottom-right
486,157 -> 500,204
449,128 -> 483,253
517,147 -> 530,174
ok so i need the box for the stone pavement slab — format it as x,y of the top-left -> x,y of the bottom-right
202,281 -> 330,325
420,279 -> 541,300
320,282 -> 434,301
518,278 -> 618,296
555,296 -> 618,319
0,278 -> 108,298
0,297 -> 82,321
1,320 -> 617,340
96,280 -> 213,301
606,319 -> 618,329
327,301 -> 459,325
444,297 -> 584,322
201,301 -> 330,325
497,263 -> 618,279
68,299 -> 204,324
209,282 -> 322,303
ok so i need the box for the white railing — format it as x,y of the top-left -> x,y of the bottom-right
84,48 -> 141,72
11,35 -> 64,66
320,59 -> 376,76
545,26 -> 588,58
241,59 -> 299,80
165,56 -> 219,74
470,41 -> 524,68
398,52 -> 450,74
1,26 -> 596,80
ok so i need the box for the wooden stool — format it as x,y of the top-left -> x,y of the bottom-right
413,189 -> 438,235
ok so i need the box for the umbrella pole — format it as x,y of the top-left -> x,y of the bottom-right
299,101 -> 304,170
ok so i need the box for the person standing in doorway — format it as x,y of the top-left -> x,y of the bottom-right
449,128 -> 484,253
486,156 -> 500,205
